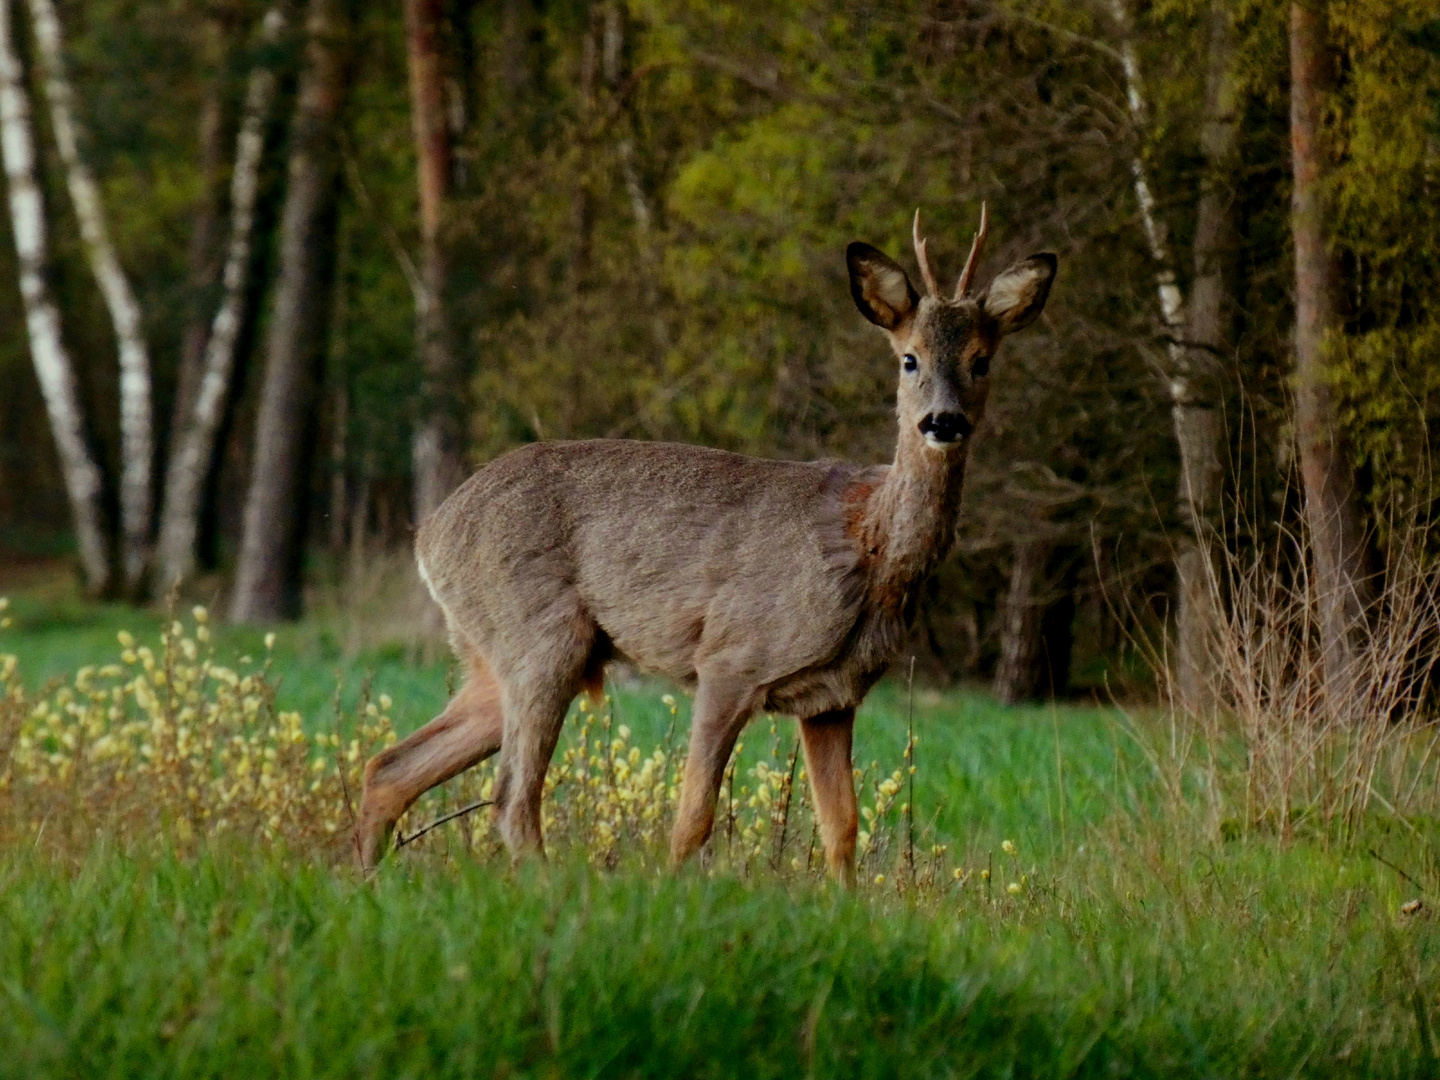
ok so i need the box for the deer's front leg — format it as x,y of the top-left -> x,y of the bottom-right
799,708 -> 858,887
670,675 -> 757,866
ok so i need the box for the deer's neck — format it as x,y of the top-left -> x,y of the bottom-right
854,427 -> 968,592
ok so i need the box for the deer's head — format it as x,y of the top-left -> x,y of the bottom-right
847,207 -> 1056,452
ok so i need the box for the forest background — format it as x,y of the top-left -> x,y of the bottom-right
0,0 -> 1437,705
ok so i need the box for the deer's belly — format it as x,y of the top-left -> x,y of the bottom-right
760,598 -> 913,717
587,571 -> 866,694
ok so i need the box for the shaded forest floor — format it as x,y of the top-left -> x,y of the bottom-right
2,578 -> 1439,1077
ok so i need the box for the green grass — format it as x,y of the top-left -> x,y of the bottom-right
1,842 -> 1436,1078
3,590 -> 1440,1077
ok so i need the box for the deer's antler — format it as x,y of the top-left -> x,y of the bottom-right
954,202 -> 988,299
912,208 -> 939,299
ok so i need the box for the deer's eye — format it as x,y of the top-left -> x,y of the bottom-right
902,354 -> 918,373
972,355 -> 991,378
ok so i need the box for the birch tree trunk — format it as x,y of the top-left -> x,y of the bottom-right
230,0 -> 350,623
0,0 -> 108,592
156,5 -> 289,593
1111,0 -> 1233,710
1289,0 -> 1372,694
1174,1 -> 1239,709
26,0 -> 151,593
405,0 -> 465,527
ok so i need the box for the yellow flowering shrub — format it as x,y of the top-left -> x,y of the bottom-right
0,598 -> 1000,895
419,700 -> 936,882
0,604 -> 395,859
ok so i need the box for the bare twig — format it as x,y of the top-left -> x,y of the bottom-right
906,656 -> 917,883
330,670 -> 357,836
395,799 -> 494,851
773,737 -> 801,869
1370,848 -> 1428,897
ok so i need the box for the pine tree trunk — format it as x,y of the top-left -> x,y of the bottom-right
993,540 -> 1050,705
0,0 -> 109,593
1174,1 -> 1238,710
1289,0 -> 1372,693
156,4 -> 289,594
405,0 -> 465,527
26,0 -> 152,593
230,0 -> 350,623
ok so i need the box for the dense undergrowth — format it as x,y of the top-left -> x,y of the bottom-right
0,602 -> 942,881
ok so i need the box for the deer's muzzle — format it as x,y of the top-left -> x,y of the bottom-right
918,411 -> 972,447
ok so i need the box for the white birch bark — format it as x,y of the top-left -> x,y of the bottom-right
26,0 -> 151,591
0,0 -> 108,592
1109,0 -> 1232,709
155,5 -> 288,591
1109,0 -> 1187,380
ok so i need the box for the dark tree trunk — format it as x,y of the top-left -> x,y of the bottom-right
169,15 -> 231,457
1040,550 -> 1080,698
995,542 -> 1078,703
326,229 -> 349,556
230,0 -> 351,623
406,0 -> 465,528
993,540 -> 1051,705
1039,587 -> 1076,698
1288,0 -> 1372,690
1175,0 -> 1239,710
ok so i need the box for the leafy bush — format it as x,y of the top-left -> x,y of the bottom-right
0,600 -> 954,889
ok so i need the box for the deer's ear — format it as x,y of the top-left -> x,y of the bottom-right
847,243 -> 919,331
982,253 -> 1057,334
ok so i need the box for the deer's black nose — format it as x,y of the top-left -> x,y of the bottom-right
918,411 -> 972,443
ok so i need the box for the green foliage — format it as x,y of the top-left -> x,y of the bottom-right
1326,0 -> 1440,510
2,0 -> 1436,677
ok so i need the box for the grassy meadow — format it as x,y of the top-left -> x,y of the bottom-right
2,581 -> 1440,1077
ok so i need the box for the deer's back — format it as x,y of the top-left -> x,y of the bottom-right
417,440 -> 875,690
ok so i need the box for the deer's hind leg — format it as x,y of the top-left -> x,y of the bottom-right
490,605 -> 599,859
355,650 -> 504,870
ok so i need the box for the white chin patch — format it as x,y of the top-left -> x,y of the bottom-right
923,433 -> 962,451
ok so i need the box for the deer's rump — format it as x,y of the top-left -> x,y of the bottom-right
415,439 -> 879,699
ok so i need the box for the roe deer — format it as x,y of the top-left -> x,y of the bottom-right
356,207 -> 1056,883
